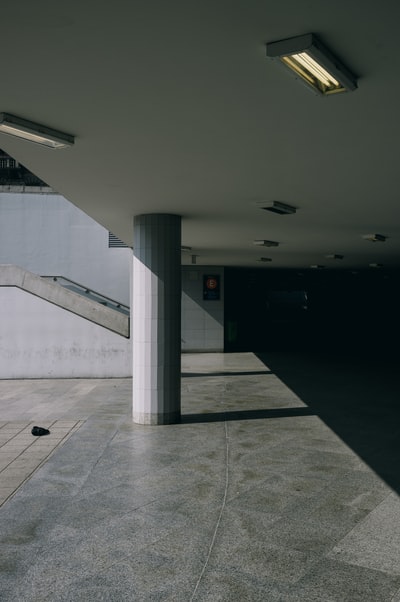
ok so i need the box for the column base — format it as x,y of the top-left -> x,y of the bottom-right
133,411 -> 181,425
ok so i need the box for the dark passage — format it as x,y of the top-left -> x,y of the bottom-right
224,267 -> 400,353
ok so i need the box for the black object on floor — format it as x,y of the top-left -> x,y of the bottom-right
31,426 -> 50,436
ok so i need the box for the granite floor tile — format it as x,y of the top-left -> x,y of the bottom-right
391,587 -> 400,602
283,558 -> 400,602
190,567 -> 289,602
253,513 -> 355,555
0,488 -> 16,505
1,352 -> 400,601
210,512 -> 320,585
328,492 -> 400,575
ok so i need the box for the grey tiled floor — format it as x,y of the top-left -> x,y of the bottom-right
1,352 -> 400,601
0,420 -> 84,506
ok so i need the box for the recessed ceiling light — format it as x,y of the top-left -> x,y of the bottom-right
257,201 -> 297,215
266,33 -> 357,96
325,254 -> 344,259
362,234 -> 386,242
257,257 -> 272,262
253,240 -> 279,247
310,265 -> 325,269
0,113 -> 74,148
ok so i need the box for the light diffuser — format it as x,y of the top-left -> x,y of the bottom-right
253,240 -> 279,247
258,201 -> 297,215
266,33 -> 357,96
0,113 -> 74,148
362,234 -> 386,242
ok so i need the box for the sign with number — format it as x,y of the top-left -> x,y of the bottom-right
203,275 -> 220,300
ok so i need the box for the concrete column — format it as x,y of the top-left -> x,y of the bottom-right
132,214 -> 181,424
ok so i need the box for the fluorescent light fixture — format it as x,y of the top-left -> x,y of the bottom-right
0,113 -> 74,148
258,201 -> 297,215
310,265 -> 325,269
257,257 -> 272,262
266,33 -> 357,96
253,240 -> 279,247
362,234 -> 386,242
325,254 -> 344,259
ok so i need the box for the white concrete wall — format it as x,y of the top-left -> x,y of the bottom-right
0,287 -> 131,378
0,192 -> 132,306
0,268 -> 225,379
182,267 -> 224,352
0,194 -> 226,371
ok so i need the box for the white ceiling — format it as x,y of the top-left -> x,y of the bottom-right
1,0 -> 400,269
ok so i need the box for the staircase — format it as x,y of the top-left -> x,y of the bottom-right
0,265 -> 130,338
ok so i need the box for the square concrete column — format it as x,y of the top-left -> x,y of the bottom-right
132,214 -> 181,424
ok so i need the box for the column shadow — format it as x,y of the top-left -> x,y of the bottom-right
181,406 -> 314,424
181,370 -> 272,378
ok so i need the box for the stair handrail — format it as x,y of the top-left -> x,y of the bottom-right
40,275 -> 130,313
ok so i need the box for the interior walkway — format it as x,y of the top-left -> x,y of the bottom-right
1,352 -> 400,601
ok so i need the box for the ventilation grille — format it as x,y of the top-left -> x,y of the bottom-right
108,232 -> 129,248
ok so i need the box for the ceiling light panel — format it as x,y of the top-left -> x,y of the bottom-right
266,33 -> 357,96
362,234 -> 386,242
0,113 -> 74,148
258,201 -> 297,215
253,240 -> 279,247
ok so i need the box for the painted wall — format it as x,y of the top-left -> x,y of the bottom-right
0,194 -> 226,373
182,267 -> 224,352
0,287 -> 131,378
0,268 -> 224,379
0,192 -> 132,306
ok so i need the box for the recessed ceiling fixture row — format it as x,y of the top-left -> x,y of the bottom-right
0,113 -> 74,148
362,233 -> 387,242
266,33 -> 357,96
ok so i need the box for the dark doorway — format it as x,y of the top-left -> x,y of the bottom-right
224,267 -> 400,353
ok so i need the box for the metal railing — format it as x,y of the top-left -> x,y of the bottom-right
41,276 -> 130,316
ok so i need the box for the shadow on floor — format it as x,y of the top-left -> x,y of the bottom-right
181,370 -> 272,377
181,406 -> 314,423
255,349 -> 400,495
